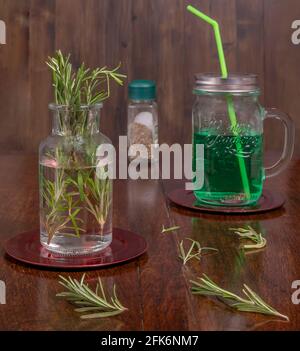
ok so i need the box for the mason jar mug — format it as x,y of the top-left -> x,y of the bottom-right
192,74 -> 295,207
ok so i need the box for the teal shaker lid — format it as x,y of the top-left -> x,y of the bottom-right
128,80 -> 156,100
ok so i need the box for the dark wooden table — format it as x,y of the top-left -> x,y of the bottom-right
0,153 -> 300,331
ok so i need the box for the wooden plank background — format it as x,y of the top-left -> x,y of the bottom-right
0,0 -> 299,154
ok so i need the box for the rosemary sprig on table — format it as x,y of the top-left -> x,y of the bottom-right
161,225 -> 180,234
178,238 -> 218,265
57,275 -> 127,319
191,274 -> 289,321
230,226 -> 267,250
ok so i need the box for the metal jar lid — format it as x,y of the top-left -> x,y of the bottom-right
194,73 -> 260,93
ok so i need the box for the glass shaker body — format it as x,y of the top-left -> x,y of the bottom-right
127,80 -> 158,162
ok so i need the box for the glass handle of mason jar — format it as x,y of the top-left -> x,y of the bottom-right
264,108 -> 295,179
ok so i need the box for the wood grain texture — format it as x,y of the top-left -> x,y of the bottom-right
157,0 -> 186,145
183,0 -> 211,145
0,0 -> 298,154
27,0 -> 55,151
0,0 -> 30,152
236,0 -> 265,98
1,154 -> 300,331
264,0 -> 300,153
103,0 -> 132,143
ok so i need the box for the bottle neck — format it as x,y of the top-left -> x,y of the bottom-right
51,106 -> 101,136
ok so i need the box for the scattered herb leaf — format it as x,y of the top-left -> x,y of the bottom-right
230,226 -> 267,250
191,274 -> 289,321
57,275 -> 128,319
178,238 -> 218,265
161,225 -> 180,234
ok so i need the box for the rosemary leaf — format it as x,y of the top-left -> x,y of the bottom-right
191,274 -> 289,321
57,275 -> 127,319
77,172 -> 85,201
161,225 -> 180,234
230,226 -> 267,250
178,238 -> 218,265
80,310 -> 125,319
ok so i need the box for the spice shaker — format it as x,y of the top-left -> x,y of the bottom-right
128,80 -> 158,162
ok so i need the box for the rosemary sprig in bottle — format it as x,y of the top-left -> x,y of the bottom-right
46,50 -> 126,135
57,275 -> 127,319
69,169 -> 112,236
41,51 -> 125,243
41,169 -> 85,244
191,274 -> 289,321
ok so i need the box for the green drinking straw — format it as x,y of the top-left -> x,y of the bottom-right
187,5 -> 250,200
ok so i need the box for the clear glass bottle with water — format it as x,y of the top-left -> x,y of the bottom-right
39,103 -> 113,256
192,74 -> 295,207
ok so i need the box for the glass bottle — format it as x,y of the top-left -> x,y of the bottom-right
128,80 -> 158,162
39,103 -> 113,256
192,74 -> 295,207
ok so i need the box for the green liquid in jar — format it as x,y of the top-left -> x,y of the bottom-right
193,130 -> 264,206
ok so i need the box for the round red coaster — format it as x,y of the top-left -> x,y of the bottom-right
167,189 -> 285,215
4,228 -> 147,270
